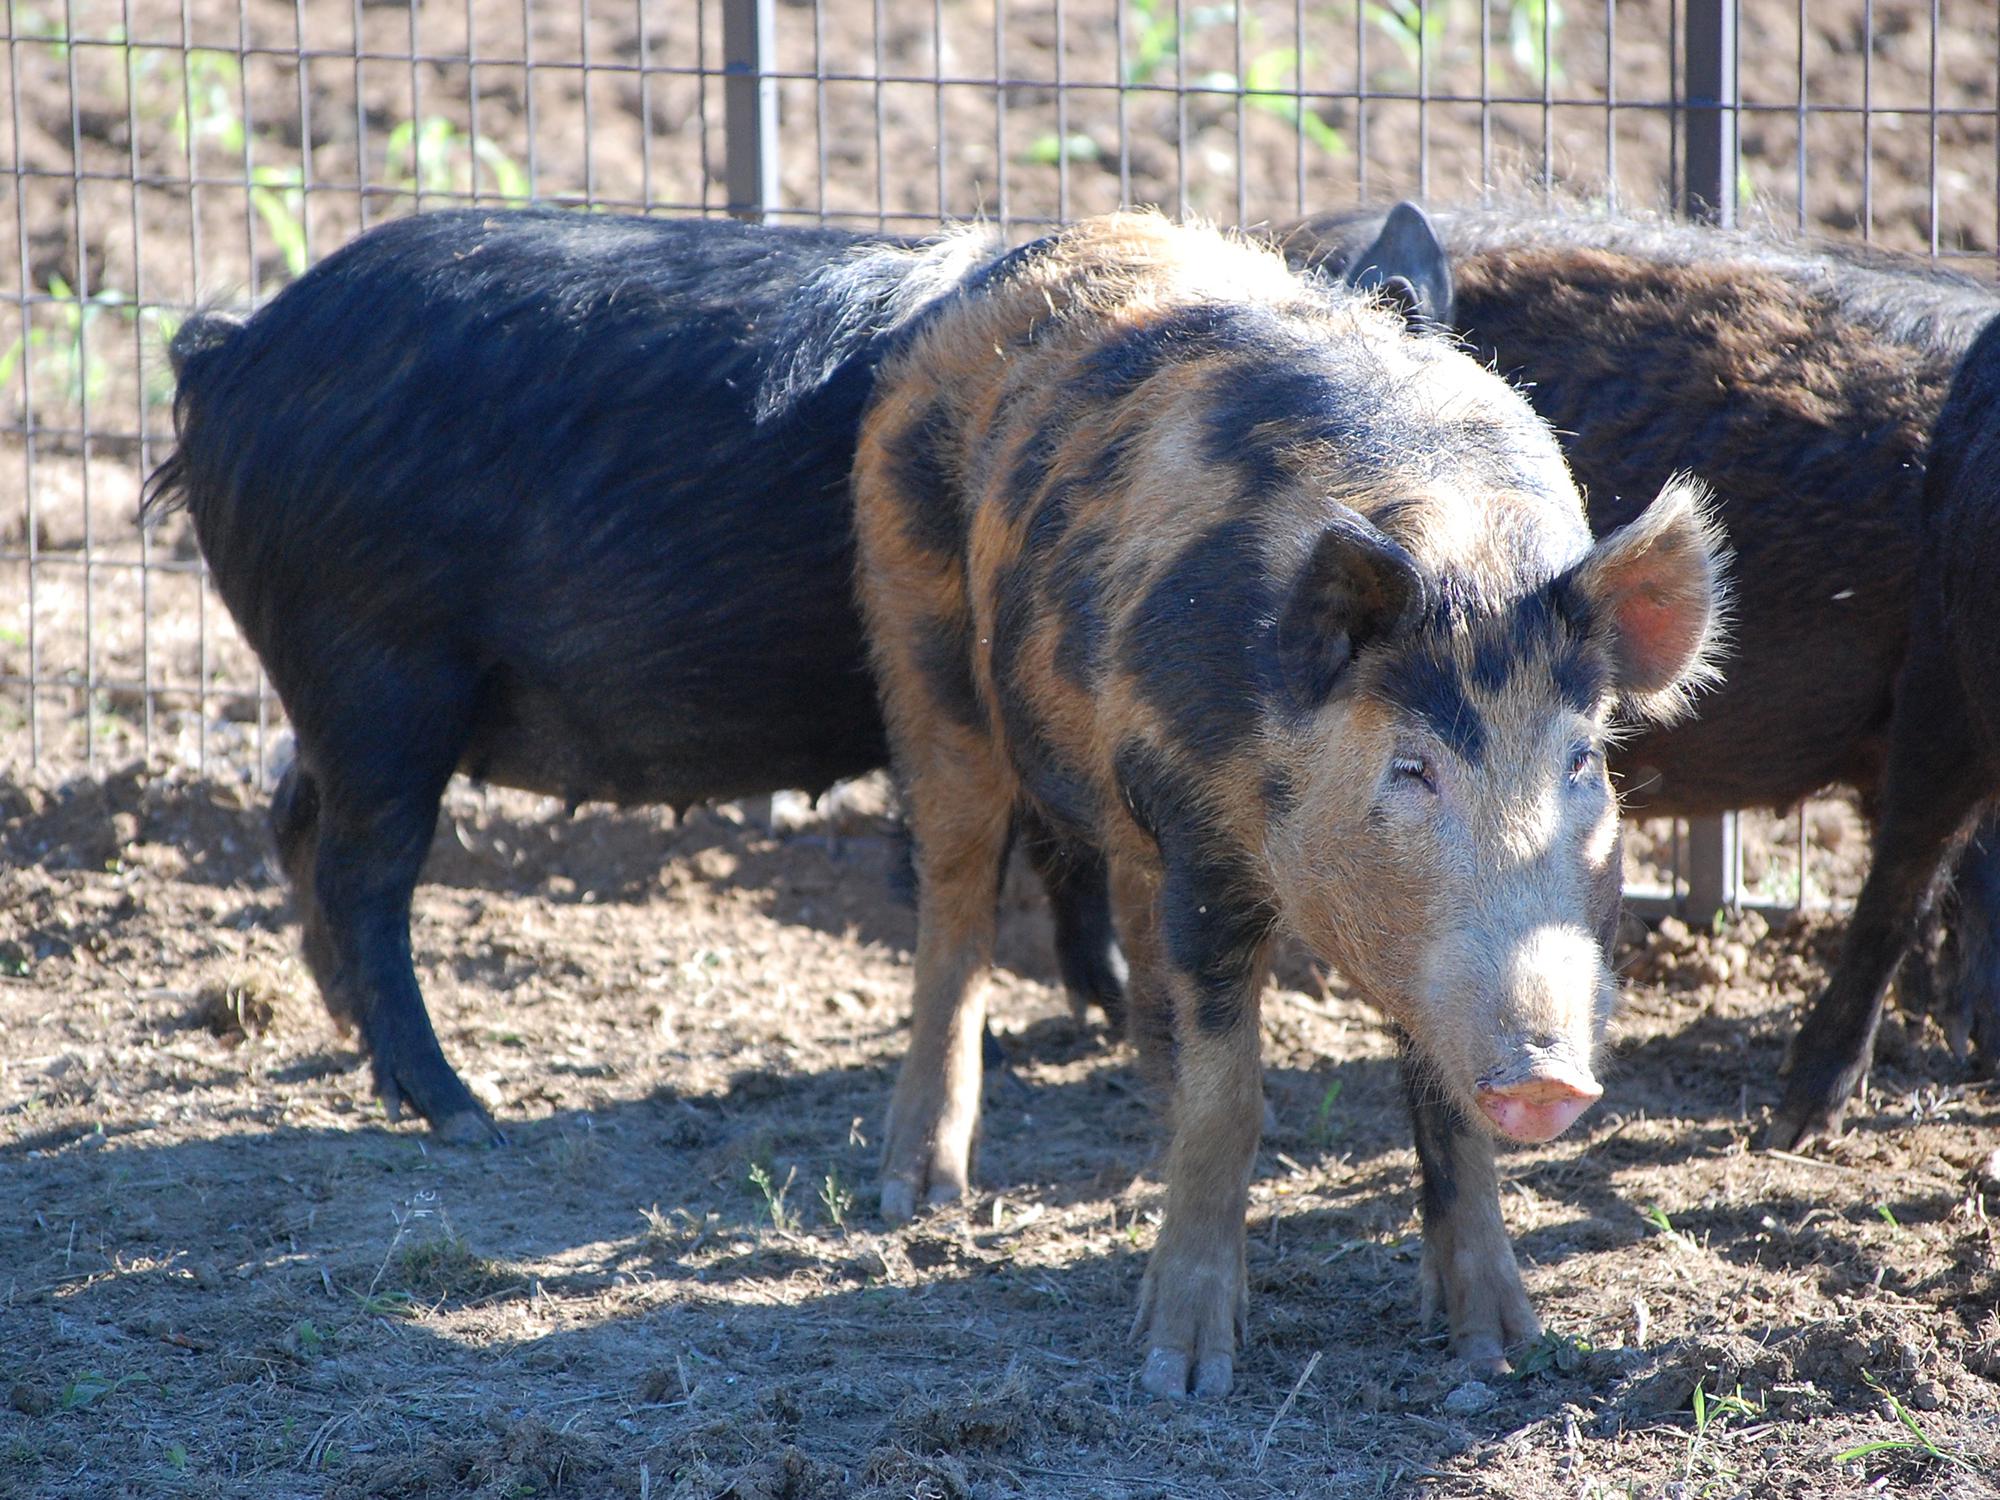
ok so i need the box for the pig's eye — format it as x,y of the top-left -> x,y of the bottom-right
1568,744 -> 1604,783
1391,754 -> 1437,793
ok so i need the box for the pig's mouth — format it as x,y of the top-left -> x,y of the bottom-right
1473,1056 -> 1603,1143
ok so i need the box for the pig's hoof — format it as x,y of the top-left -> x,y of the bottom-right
1421,1238 -> 1539,1372
1763,1095 -> 1847,1151
374,1056 -> 504,1145
1764,1056 -> 1863,1149
1134,1246 -> 1247,1399
432,1107 -> 506,1147
1950,965 -> 2000,1076
1451,1334 -> 1514,1378
1140,1346 -> 1234,1400
878,1172 -> 964,1225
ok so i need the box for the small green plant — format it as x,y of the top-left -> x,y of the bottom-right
748,1161 -> 798,1233
58,1371 -> 144,1411
0,276 -> 125,410
292,1319 -> 326,1358
819,1170 -> 854,1231
165,1442 -> 189,1472
1241,46 -> 1345,156
1122,0 -> 1184,87
386,115 -> 530,202
1508,0 -> 1567,85
1027,132 -> 1102,166
250,166 -> 308,277
354,1288 -> 419,1319
1683,1381 -> 1761,1487
1875,1203 -> 1900,1229
1366,0 -> 1450,74
1640,1202 -> 1698,1252
1309,1077 -> 1345,1146
1512,1329 -> 1592,1376
1833,1372 -> 1976,1471
16,6 -> 73,63
172,49 -> 248,155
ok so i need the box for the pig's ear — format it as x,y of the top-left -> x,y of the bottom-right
1343,201 -> 1454,332
1569,475 -> 1729,722
1276,511 -> 1426,707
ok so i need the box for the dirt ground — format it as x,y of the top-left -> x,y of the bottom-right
2,765 -> 1999,1500
6,1 -> 2000,1496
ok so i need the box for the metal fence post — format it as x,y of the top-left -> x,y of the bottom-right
723,0 -> 777,221
1682,0 -> 1739,225
1679,0 -> 1741,922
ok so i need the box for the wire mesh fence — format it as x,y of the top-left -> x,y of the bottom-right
3,0 -> 1996,913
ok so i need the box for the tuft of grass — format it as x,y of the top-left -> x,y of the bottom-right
1832,1371 -> 1976,1472
545,1119 -> 602,1174
390,1231 -> 525,1304
353,1289 -> 419,1320
195,975 -> 278,1042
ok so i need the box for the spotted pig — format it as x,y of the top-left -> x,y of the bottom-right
843,210 -> 1727,1395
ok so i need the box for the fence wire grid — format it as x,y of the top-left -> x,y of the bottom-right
4,0 -> 1997,914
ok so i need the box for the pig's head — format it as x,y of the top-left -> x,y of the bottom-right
1266,477 -> 1726,1143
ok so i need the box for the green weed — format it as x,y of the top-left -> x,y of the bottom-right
58,1371 -> 145,1411
1512,1330 -> 1592,1376
1833,1371 -> 1975,1472
749,1161 -> 798,1233
1366,0 -> 1449,75
1027,132 -> 1103,166
386,116 -> 530,202
1309,1077 -> 1345,1147
1684,1381 -> 1762,1489
819,1170 -> 854,1231
1508,0 -> 1566,85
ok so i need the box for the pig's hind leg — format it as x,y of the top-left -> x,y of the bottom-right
281,673 -> 498,1145
1402,1046 -> 1539,1375
1017,812 -> 1129,1028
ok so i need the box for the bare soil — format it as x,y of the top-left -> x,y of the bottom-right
3,766 -> 1999,1499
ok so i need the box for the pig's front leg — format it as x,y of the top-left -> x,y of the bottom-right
1403,1046 -> 1540,1374
1133,872 -> 1274,1399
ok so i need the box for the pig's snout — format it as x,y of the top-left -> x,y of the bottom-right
1476,1065 -> 1602,1142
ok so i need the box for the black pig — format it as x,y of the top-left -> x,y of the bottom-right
145,208 -> 1124,1142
